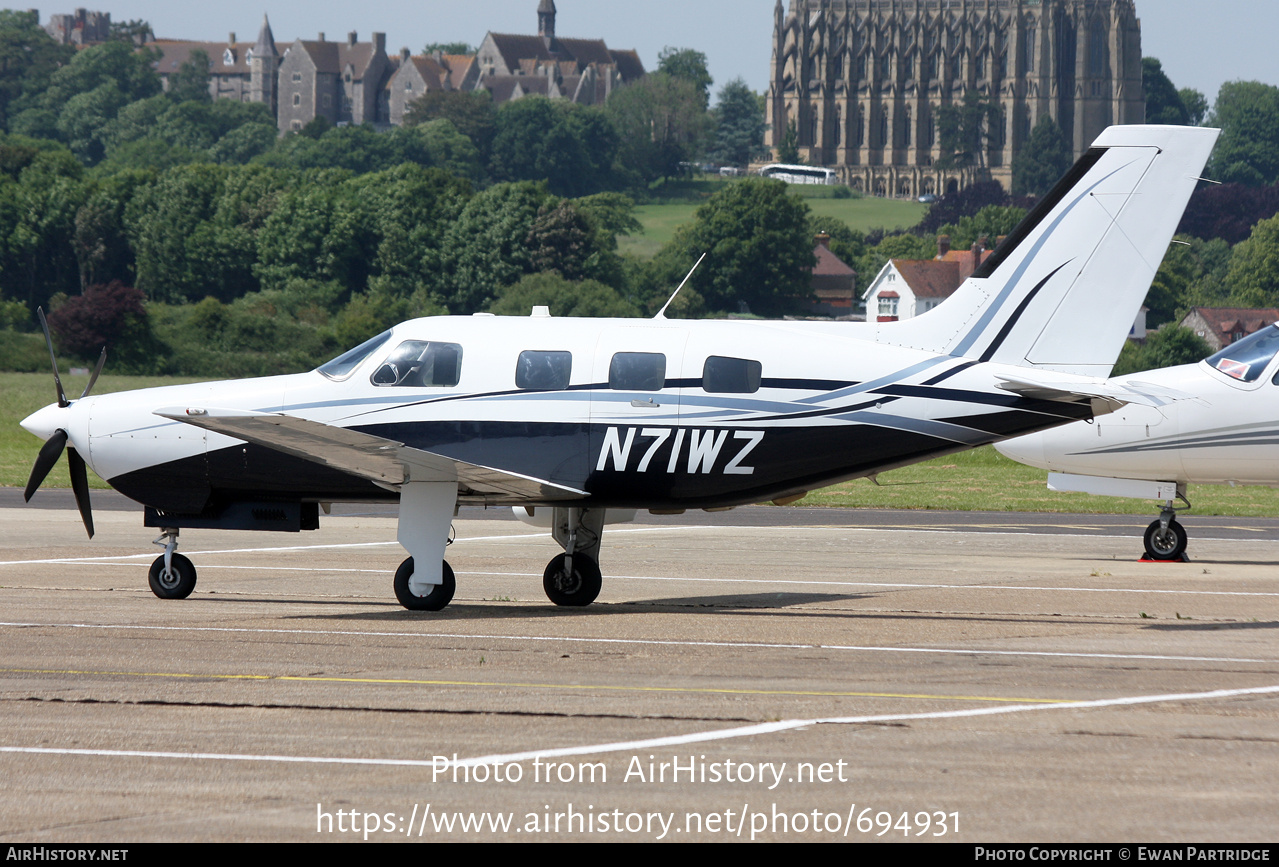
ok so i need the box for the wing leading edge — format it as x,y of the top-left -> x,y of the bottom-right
154,406 -> 588,502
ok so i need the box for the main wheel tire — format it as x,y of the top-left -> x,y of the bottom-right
149,553 -> 197,599
394,557 -> 455,611
542,553 -> 602,607
1144,519 -> 1188,561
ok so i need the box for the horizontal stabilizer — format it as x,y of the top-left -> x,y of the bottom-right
154,407 -> 588,502
995,372 -> 1193,412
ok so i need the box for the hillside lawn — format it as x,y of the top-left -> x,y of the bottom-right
4,372 -> 1279,518
620,178 -> 928,259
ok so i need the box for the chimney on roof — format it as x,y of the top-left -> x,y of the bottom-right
400,46 -> 410,62
348,31 -> 357,46
815,232 -> 831,249
937,234 -> 951,259
373,32 -> 386,53
318,32 -> 325,42
229,32 -> 236,45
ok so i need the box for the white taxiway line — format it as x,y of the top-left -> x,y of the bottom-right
3,683 -> 1277,770
0,620 -> 1271,665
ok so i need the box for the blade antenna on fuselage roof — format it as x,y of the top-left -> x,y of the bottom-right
654,252 -> 707,320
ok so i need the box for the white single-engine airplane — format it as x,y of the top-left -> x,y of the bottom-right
996,324 -> 1279,561
21,125 -> 1218,611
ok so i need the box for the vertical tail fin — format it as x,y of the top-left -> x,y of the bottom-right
879,125 -> 1219,377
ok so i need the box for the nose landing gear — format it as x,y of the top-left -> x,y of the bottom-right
149,528 -> 197,598
1142,496 -> 1191,562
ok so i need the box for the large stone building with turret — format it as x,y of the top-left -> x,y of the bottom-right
767,0 -> 1144,197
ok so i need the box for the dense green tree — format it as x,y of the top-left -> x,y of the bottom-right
711,78 -> 765,167
1208,81 -> 1279,186
937,204 -> 1027,250
650,178 -> 814,317
349,164 -> 471,304
422,42 -> 474,56
1,148 -> 87,311
1113,326 -> 1213,376
403,89 -> 497,160
1180,88 -> 1208,126
445,181 -> 555,313
490,273 -> 640,318
1223,214 -> 1279,307
11,40 -> 161,163
73,169 -> 147,288
657,47 -> 713,109
252,169 -> 364,298
936,91 -> 1002,169
1011,115 -> 1073,196
0,11 -> 74,130
1142,57 -> 1189,125
168,48 -> 212,104
525,201 -> 596,281
490,98 -> 617,196
606,73 -> 709,184
124,163 -> 227,302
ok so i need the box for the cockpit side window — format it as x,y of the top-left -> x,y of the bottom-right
516,350 -> 572,390
317,330 -> 392,381
1207,325 -> 1279,383
372,341 -> 463,387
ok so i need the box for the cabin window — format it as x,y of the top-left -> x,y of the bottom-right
703,356 -> 762,394
372,341 -> 463,387
317,330 -> 392,380
516,350 -> 572,390
1208,325 -> 1279,383
609,352 -> 666,391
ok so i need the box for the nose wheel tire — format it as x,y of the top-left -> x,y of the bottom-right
1144,519 -> 1188,561
394,557 -> 455,611
543,553 -> 602,607
149,553 -> 197,599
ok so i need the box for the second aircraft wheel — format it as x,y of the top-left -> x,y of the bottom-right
148,553 -> 197,599
543,553 -> 602,607
394,558 -> 456,611
1143,519 -> 1188,561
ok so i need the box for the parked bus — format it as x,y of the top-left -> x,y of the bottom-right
758,164 -> 838,185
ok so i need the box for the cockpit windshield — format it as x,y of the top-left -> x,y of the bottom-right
1205,324 -> 1279,382
316,330 -> 393,381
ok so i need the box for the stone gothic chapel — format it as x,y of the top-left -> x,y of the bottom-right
766,0 -> 1144,196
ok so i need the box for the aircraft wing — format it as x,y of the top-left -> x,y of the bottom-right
994,374 -> 1194,412
153,406 -> 588,502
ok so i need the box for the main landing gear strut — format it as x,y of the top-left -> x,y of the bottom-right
1143,494 -> 1191,562
543,507 -> 605,607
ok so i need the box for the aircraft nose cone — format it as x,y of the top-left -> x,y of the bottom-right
20,403 -> 63,442
995,433 -> 1046,469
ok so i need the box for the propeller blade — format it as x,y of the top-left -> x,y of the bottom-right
24,428 -> 68,502
67,446 -> 94,539
37,307 -> 68,408
81,346 -> 107,399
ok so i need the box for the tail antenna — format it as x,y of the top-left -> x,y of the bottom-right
654,252 -> 707,320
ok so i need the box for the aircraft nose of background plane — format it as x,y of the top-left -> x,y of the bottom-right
994,432 -> 1047,469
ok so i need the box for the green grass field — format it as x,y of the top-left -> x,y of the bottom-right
620,178 -> 928,260
5,371 -> 1279,519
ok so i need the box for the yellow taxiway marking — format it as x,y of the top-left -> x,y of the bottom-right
1,666 -> 1068,704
